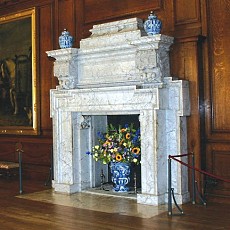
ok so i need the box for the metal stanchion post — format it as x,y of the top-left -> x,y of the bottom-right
18,150 -> 23,194
134,172 -> 137,194
192,153 -> 196,204
100,169 -> 105,190
15,142 -> 23,194
168,157 -> 172,216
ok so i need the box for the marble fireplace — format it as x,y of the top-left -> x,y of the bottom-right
46,18 -> 190,206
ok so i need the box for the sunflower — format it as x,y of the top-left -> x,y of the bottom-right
125,133 -> 131,139
132,147 -> 140,155
116,154 -> 123,161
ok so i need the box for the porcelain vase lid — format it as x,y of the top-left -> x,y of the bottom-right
59,29 -> 73,49
144,11 -> 162,35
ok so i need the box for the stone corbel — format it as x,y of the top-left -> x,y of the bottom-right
46,48 -> 78,89
136,49 -> 163,83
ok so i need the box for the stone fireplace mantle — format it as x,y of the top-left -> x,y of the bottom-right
47,17 -> 190,206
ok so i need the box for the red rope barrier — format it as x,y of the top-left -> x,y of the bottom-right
169,155 -> 230,184
170,153 -> 193,158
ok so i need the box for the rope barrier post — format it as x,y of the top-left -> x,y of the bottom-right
18,150 -> 23,194
16,142 -> 23,194
171,188 -> 184,215
169,152 -> 230,215
168,156 -> 172,216
191,153 -> 196,204
45,148 -> 53,186
195,181 -> 207,206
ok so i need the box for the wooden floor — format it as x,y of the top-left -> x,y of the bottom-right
0,177 -> 229,230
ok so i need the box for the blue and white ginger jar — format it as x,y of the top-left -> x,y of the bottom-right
144,11 -> 162,35
59,29 -> 73,49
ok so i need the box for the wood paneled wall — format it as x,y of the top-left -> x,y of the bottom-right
0,0 -> 228,198
0,0 -> 203,183
204,0 -> 230,195
0,0 -> 56,181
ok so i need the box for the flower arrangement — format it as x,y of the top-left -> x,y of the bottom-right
86,123 -> 141,165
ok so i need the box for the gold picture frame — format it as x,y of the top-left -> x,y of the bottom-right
0,8 -> 40,135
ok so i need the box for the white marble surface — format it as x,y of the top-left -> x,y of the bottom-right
18,189 -> 168,219
47,17 -> 190,206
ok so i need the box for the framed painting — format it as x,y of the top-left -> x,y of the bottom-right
0,8 -> 39,135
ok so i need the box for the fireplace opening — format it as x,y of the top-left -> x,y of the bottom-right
90,114 -> 141,195
107,115 -> 141,190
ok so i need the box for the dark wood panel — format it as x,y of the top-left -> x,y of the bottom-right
206,144 -> 230,195
20,142 -> 51,165
57,0 -> 76,47
206,0 -> 230,133
0,0 -> 54,15
173,0 -> 202,38
83,0 -> 163,24
170,37 -> 205,195
202,1 -> 230,198
80,1 -> 174,39
0,142 -> 17,161
39,4 -> 54,133
174,0 -> 200,25
75,0 -> 85,44
0,139 -> 52,180
213,152 -> 230,179
22,163 -> 50,180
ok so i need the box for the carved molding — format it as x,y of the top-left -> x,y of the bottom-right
80,115 -> 91,129
46,48 -> 78,89
47,19 -> 174,89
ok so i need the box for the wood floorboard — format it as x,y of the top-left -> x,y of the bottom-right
0,177 -> 229,229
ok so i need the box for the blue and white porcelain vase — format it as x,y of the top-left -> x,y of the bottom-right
59,29 -> 73,49
144,11 -> 162,35
110,162 -> 131,192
